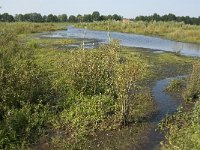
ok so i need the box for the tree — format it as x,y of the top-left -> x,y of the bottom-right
198,17 -> 200,25
0,14 -> 2,21
184,16 -> 192,24
68,15 -> 77,22
77,14 -> 83,22
23,13 -> 31,21
112,14 -> 122,21
15,14 -> 25,22
152,13 -> 161,21
107,15 -> 113,20
167,13 -> 177,21
99,15 -> 107,21
29,13 -> 43,22
58,14 -> 67,22
92,11 -> 100,21
42,15 -> 47,22
47,14 -> 59,22
1,13 -> 14,22
83,14 -> 92,22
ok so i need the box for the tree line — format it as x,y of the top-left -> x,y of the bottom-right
1,12 -> 200,25
0,11 -> 122,23
134,13 -> 200,25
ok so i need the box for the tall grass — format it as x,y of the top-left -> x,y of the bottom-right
0,22 -> 66,35
76,21 -> 200,44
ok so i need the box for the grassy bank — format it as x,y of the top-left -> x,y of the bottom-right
159,62 -> 200,150
159,100 -> 200,150
0,22 -> 66,35
75,21 -> 200,44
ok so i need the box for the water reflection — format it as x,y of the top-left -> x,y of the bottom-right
42,26 -> 200,57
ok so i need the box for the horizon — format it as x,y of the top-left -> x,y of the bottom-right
0,0 -> 200,18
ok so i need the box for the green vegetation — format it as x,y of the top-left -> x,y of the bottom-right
160,63 -> 200,150
183,63 -> 200,101
0,27 -> 55,150
165,78 -> 186,93
76,21 -> 200,44
2,12 -> 200,25
0,11 -> 122,23
34,42 -> 157,149
0,23 -> 154,149
0,22 -> 66,34
160,101 -> 200,150
34,41 -> 197,149
0,22 -> 199,150
135,13 -> 200,25
159,100 -> 200,150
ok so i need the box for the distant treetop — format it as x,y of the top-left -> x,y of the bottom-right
1,12 -> 199,25
0,11 -> 123,23
134,13 -> 200,25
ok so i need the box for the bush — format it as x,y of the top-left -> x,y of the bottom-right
160,101 -> 200,150
0,29 -> 56,149
0,104 -> 50,150
165,78 -> 185,93
60,95 -> 117,135
67,42 -> 119,96
0,31 -> 56,108
183,63 -> 200,101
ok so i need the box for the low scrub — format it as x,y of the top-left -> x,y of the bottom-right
159,100 -> 200,150
0,24 -> 155,149
165,78 -> 186,93
0,27 -> 56,149
183,63 -> 200,101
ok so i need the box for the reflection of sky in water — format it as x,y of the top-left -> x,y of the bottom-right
152,76 -> 186,123
42,26 -> 200,57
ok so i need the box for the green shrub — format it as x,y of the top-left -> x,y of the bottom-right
0,104 -> 50,150
160,101 -> 200,150
0,31 -> 56,109
0,23 -> 152,149
60,95 -> 117,135
165,78 -> 185,93
67,42 -> 119,96
183,63 -> 200,101
0,29 -> 56,149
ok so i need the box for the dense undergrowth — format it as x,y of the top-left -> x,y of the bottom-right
75,21 -> 200,44
0,23 -> 155,149
0,22 -> 199,150
34,42 -> 155,149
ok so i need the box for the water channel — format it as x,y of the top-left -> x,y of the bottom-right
41,26 -> 200,57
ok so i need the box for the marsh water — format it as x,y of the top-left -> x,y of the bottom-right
41,26 -> 200,57
85,76 -> 185,150
39,28 -> 191,149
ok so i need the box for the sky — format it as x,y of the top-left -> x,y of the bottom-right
0,0 -> 200,18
